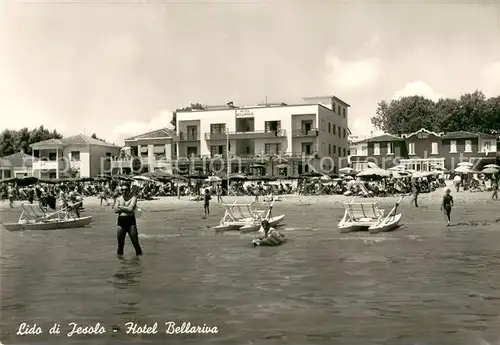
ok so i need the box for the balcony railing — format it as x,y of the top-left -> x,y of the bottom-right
292,128 -> 319,137
172,151 -> 320,162
178,132 -> 200,141
204,129 -> 287,140
32,160 -> 66,170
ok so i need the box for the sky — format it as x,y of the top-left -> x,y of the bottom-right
1,0 -> 499,145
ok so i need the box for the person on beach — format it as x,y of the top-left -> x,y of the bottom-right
111,187 -> 120,208
453,174 -> 461,192
492,178 -> 498,200
411,180 -> 419,207
216,184 -> 223,203
440,188 -> 454,226
115,184 -> 142,257
7,185 -> 14,208
99,187 -> 110,206
204,188 -> 211,217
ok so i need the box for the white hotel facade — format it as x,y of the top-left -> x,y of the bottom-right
175,96 -> 351,175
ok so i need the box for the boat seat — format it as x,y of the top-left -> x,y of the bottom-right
345,203 -> 382,221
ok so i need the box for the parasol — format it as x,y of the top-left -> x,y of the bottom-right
339,167 -> 354,173
482,167 -> 499,174
205,175 -> 222,183
484,164 -> 500,169
356,168 -> 390,178
455,166 -> 471,173
457,162 -> 473,167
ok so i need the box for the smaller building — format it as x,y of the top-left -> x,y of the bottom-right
349,134 -> 406,171
111,128 -> 177,175
30,134 -> 121,179
0,151 -> 34,179
440,131 -> 497,170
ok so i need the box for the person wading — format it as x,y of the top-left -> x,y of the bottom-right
411,180 -> 419,207
492,177 -> 498,200
440,188 -> 454,227
115,184 -> 142,257
203,188 -> 211,218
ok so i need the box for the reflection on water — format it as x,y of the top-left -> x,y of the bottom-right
2,198 -> 500,344
109,257 -> 143,290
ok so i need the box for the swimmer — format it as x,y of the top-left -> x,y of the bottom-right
440,188 -> 454,227
115,183 -> 142,257
203,188 -> 211,217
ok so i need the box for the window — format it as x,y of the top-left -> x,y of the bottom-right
71,151 -> 80,161
210,123 -> 226,134
332,104 -> 336,114
328,123 -> 331,133
373,143 -> 380,155
187,147 -> 198,157
265,121 -> 281,133
265,143 -> 281,155
300,120 -> 312,134
186,126 -> 198,139
483,140 -> 492,153
48,152 -> 57,161
343,148 -> 346,157
465,140 -> 472,152
321,119 -> 325,131
210,145 -> 226,156
343,128 -> 346,138
431,142 -> 438,155
4,170 -> 11,179
387,143 -> 394,155
338,147 -> 341,156
329,144 -> 331,155
361,145 -> 368,156
302,143 -> 313,155
409,143 -> 415,155
338,127 -> 341,137
350,147 -> 357,156
337,104 -> 341,114
332,124 -> 336,134
333,145 -> 337,155
450,140 -> 457,153
343,108 -> 346,118
105,152 -> 111,157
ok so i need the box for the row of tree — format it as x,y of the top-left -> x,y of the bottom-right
370,91 -> 500,135
0,127 -> 104,158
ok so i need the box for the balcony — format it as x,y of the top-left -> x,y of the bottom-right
32,160 -> 66,171
178,132 -> 200,141
204,129 -> 287,140
292,128 -> 319,137
110,157 -> 135,169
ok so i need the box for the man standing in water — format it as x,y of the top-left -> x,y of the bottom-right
115,184 -> 142,257
440,188 -> 454,227
411,179 -> 419,207
492,177 -> 498,200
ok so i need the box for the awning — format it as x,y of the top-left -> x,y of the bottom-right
140,147 -> 148,153
153,146 -> 165,154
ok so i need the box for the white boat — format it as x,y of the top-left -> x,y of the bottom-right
2,204 -> 93,231
338,197 -> 404,233
213,200 -> 285,233
369,197 -> 404,233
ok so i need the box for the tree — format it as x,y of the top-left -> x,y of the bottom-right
91,133 -> 106,141
0,126 -> 63,157
371,91 -> 500,134
171,103 -> 205,129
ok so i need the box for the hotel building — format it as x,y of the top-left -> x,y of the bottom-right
175,96 -> 351,175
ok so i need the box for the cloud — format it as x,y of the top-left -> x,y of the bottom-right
392,81 -> 445,101
325,51 -> 381,91
111,109 -> 174,145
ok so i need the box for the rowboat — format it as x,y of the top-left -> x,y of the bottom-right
213,200 -> 285,232
2,204 -> 93,231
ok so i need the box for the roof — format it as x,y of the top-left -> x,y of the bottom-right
367,134 -> 403,142
2,152 -> 35,167
402,128 -> 444,139
176,103 -> 328,113
302,95 -> 351,107
125,128 -> 176,141
441,131 -> 497,139
30,134 -> 120,149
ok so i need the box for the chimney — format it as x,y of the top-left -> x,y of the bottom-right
227,101 -> 234,107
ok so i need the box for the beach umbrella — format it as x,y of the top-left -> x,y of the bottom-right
411,171 -> 433,178
484,164 -> 500,169
367,162 -> 379,169
344,175 -> 354,180
356,168 -> 390,178
391,171 -> 403,178
228,173 -> 247,180
275,163 -> 289,169
455,166 -> 471,173
339,167 -> 354,173
482,167 -> 499,174
320,174 -> 331,181
133,176 -> 152,181
457,162 -> 473,167
205,175 -> 222,183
